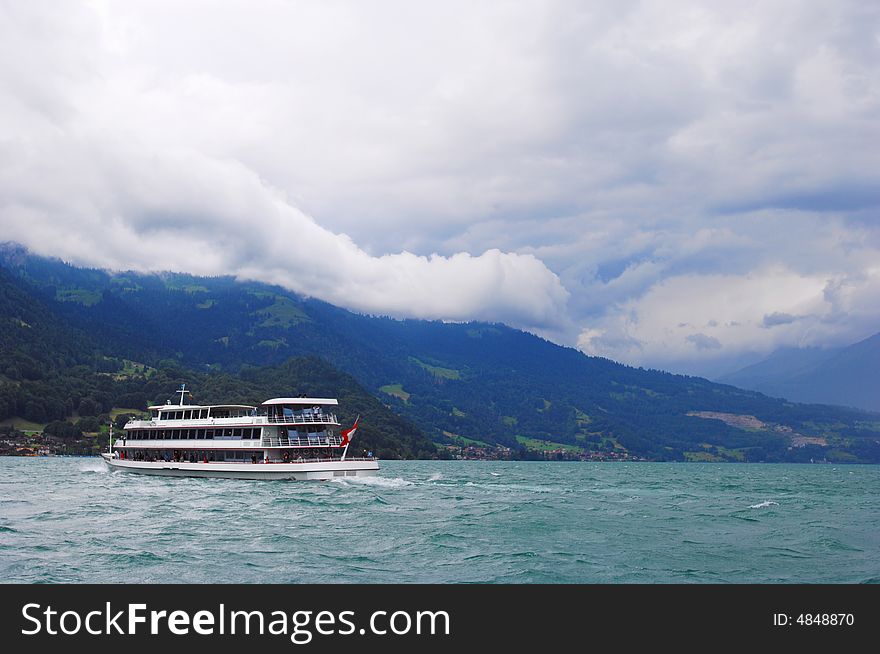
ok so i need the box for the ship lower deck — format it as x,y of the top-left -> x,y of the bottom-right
100,454 -> 379,480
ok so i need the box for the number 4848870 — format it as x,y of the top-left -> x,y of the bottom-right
796,614 -> 854,626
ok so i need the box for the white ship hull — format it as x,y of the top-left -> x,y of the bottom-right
100,453 -> 379,480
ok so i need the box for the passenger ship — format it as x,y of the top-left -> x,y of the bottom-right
100,385 -> 378,480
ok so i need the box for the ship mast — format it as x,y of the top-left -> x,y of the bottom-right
176,383 -> 189,406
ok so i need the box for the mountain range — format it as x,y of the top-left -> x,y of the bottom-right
719,333 -> 880,413
1,243 -> 878,463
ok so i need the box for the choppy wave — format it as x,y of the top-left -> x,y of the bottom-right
1,458 -> 877,583
332,475 -> 413,489
77,461 -> 109,474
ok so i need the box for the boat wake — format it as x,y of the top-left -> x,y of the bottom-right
749,500 -> 779,509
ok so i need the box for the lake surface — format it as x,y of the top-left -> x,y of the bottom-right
1,458 -> 877,583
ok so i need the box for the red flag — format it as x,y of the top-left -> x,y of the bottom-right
340,416 -> 359,447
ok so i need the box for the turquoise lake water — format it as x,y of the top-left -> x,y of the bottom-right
1,458 -> 877,583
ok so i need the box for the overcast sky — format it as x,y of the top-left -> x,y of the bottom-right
1,1 -> 878,376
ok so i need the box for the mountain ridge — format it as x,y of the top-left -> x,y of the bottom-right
719,333 -> 880,412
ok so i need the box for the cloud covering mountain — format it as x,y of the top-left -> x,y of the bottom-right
1,1 -> 878,374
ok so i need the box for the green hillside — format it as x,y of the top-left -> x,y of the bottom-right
0,265 -> 432,459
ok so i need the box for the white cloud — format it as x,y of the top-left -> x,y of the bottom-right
578,265 -> 880,374
0,138 -> 568,330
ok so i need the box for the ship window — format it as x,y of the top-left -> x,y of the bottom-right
196,430 -> 204,440
170,429 -> 178,438
160,412 -> 168,421
233,428 -> 242,438
183,411 -> 191,420
198,409 -> 206,419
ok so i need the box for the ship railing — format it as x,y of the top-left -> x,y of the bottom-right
264,413 -> 338,424
127,413 -> 339,427
261,434 -> 344,447
127,416 -> 264,428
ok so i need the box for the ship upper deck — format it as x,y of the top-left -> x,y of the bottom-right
126,397 -> 341,429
